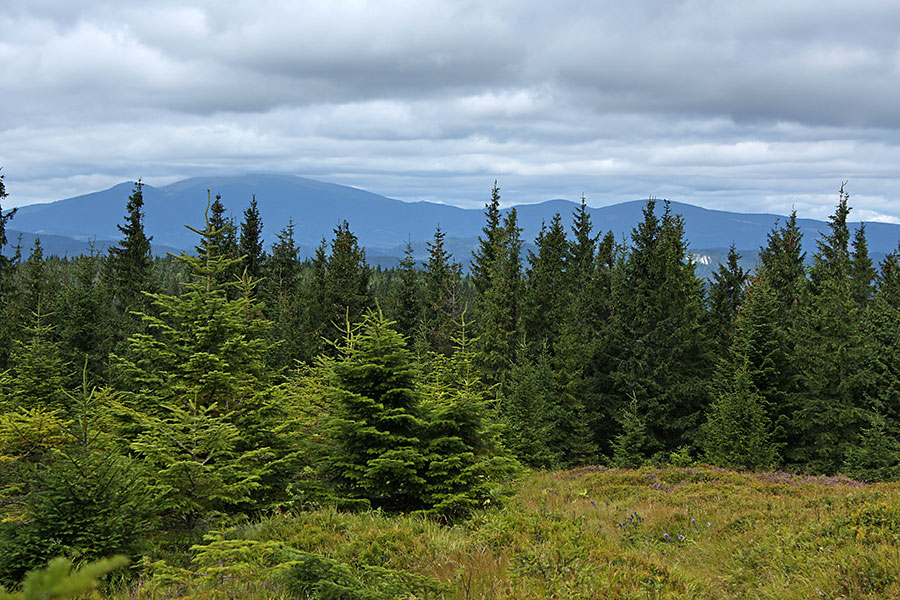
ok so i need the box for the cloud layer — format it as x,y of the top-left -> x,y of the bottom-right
2,0 -> 900,223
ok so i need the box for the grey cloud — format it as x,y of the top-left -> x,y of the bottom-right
2,0 -> 900,225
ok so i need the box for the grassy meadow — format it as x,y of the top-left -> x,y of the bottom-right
111,466 -> 900,600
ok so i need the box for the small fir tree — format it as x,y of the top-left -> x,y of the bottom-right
325,311 -> 428,510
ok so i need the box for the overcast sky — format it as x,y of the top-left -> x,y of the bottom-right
2,0 -> 900,222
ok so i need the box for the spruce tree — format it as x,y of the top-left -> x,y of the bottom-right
470,181 -> 502,297
706,244 -> 747,356
264,220 -> 303,371
108,180 -> 153,312
0,175 -> 17,371
790,186 -> 868,473
850,223 -> 876,309
476,208 -> 522,384
325,311 -> 428,510
114,201 -> 291,519
523,214 -> 570,353
0,378 -> 149,583
609,200 -> 711,456
758,210 -> 806,317
239,194 -> 265,283
390,241 -> 422,341
701,358 -> 776,470
324,221 -> 372,336
498,345 -> 562,469
421,319 -> 517,519
205,193 -> 241,291
420,226 -> 463,356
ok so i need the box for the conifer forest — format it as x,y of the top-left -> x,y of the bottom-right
2,172 -> 900,598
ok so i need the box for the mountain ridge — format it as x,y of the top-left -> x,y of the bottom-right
7,174 -> 900,272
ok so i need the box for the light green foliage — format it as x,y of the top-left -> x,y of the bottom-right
611,393 -> 650,468
0,556 -> 128,600
0,376 -> 149,585
118,469 -> 900,600
114,199 -> 294,525
420,320 -> 519,519
702,358 -> 776,470
130,398 -> 270,530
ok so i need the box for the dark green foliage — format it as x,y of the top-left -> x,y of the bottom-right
108,181 -> 153,312
264,220 -> 303,371
475,208 -> 523,384
843,411 -> 900,481
757,210 -> 806,317
301,222 -> 372,359
420,226 -> 463,356
523,215 -> 570,353
850,223 -> 876,309
203,193 -> 241,292
498,347 -> 562,469
325,311 -> 428,510
239,194 -> 265,282
389,241 -> 421,341
56,249 -> 115,383
706,244 -> 747,356
790,186 -> 869,473
470,180 -> 503,297
610,200 -> 711,455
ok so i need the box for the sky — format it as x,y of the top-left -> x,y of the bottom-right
2,0 -> 900,223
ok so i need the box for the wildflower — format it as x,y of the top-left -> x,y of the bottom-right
706,522 -> 712,527
663,533 -> 671,541
678,535 -> 685,541
590,499 -> 597,507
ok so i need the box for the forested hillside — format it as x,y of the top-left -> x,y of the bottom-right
1,173 -> 899,595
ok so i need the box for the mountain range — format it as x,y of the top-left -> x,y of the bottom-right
6,174 -> 900,277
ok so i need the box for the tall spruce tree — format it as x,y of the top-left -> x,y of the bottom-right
790,186 -> 868,473
523,215 -> 570,353
420,226 -> 463,357
0,172 -> 17,370
108,180 -> 153,312
476,208 -> 522,384
205,193 -> 241,290
610,200 -> 711,456
390,241 -> 422,341
239,194 -> 265,283
706,244 -> 748,356
114,202 -> 292,522
470,181 -> 503,297
265,220 -> 303,371
850,223 -> 876,309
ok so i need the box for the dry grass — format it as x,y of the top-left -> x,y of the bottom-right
118,466 -> 900,599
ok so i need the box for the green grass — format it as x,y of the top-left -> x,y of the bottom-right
118,466 -> 900,599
